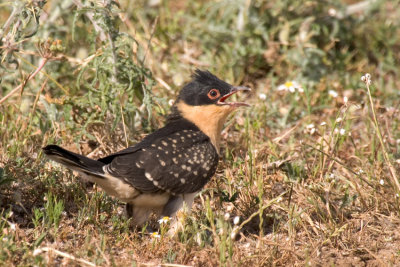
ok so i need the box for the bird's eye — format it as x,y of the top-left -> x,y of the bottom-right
207,89 -> 220,100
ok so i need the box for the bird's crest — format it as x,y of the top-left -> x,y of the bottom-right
192,69 -> 231,89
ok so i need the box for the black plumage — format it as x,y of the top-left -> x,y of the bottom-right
102,120 -> 218,194
43,69 -> 250,230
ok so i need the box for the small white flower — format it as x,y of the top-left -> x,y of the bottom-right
306,123 -> 316,135
230,228 -> 238,240
379,179 -> 384,185
277,81 -> 303,93
361,73 -> 371,85
343,96 -> 348,104
224,212 -> 230,221
226,203 -> 234,212
9,223 -> 16,231
168,99 -> 174,106
277,84 -> 287,91
320,122 -> 326,126
151,232 -> 161,238
233,216 -> 240,225
396,193 -> 400,198
258,93 -> 267,100
335,117 -> 342,123
356,169 -> 364,175
334,128 -> 339,134
328,90 -> 338,98
339,128 -> 346,135
328,8 -> 337,17
329,173 -> 335,179
158,216 -> 170,224
195,233 -> 202,245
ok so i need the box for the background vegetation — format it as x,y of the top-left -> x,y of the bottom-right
1,0 -> 400,266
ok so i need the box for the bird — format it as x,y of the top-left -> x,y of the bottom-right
43,69 -> 250,231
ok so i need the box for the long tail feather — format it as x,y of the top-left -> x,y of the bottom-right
42,145 -> 105,176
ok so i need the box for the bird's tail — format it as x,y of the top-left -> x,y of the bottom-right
42,145 -> 106,177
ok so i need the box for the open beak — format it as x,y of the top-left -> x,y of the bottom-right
217,86 -> 251,107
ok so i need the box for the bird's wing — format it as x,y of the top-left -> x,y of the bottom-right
103,129 -> 219,194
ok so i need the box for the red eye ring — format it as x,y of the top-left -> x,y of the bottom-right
207,89 -> 220,100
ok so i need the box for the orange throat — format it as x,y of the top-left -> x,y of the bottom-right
176,101 -> 236,153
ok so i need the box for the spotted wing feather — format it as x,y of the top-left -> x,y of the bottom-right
104,130 -> 219,194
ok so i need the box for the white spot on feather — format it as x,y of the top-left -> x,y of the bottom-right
145,172 -> 153,181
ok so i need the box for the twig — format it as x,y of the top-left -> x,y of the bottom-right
334,0 -> 378,19
72,0 -> 106,41
120,102 -> 129,147
231,192 -> 286,239
104,0 -> 118,82
359,247 -> 387,267
142,16 -> 158,64
0,57 -> 48,105
15,53 -> 69,94
362,73 -> 400,193
1,4 -> 19,38
140,263 -> 193,267
33,247 -> 97,267
304,143 -> 374,187
107,29 -> 118,82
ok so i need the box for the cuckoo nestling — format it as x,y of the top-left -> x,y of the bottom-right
43,70 -> 250,228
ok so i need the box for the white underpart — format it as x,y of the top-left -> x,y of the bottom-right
77,168 -> 139,202
63,163 -> 198,234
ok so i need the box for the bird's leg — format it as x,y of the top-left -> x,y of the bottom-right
161,195 -> 183,217
161,192 -> 197,236
125,203 -> 152,227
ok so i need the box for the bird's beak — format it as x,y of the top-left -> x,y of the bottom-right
217,86 -> 251,107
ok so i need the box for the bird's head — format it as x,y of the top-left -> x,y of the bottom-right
172,69 -> 251,151
177,69 -> 250,108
